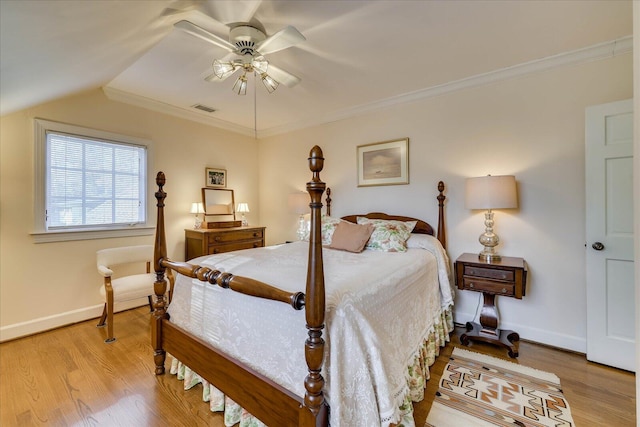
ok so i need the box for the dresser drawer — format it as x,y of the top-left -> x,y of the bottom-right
209,240 -> 264,254
462,278 -> 515,296
464,265 -> 514,282
207,229 -> 264,244
185,226 -> 266,260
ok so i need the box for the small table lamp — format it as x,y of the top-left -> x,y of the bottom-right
288,192 -> 309,240
190,202 -> 205,229
236,203 -> 250,226
465,175 -> 517,261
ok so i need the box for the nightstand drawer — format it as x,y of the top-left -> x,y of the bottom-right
462,278 -> 515,296
464,266 -> 514,282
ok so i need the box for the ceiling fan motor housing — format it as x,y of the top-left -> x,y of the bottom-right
229,25 -> 266,56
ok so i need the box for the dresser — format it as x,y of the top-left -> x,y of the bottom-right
455,253 -> 527,357
184,226 -> 266,260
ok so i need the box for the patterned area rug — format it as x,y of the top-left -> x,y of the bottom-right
426,348 -> 575,427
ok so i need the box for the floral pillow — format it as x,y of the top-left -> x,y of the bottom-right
302,215 -> 342,245
356,217 -> 417,252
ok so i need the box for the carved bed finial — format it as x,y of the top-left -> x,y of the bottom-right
308,146 -> 325,182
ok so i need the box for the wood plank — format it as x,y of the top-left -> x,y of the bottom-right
1,308 -> 636,426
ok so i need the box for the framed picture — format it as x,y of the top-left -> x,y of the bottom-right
205,167 -> 227,188
357,138 -> 409,187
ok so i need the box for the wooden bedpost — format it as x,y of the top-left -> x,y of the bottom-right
325,188 -> 331,217
301,146 -> 329,426
152,171 -> 169,375
437,181 -> 447,250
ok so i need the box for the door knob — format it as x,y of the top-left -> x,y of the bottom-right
592,242 -> 605,251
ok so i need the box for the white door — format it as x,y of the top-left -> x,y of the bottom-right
585,99 -> 635,372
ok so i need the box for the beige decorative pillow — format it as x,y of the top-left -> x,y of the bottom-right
327,221 -> 375,253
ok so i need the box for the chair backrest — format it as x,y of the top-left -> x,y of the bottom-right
97,245 -> 154,269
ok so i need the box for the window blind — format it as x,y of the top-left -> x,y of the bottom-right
46,131 -> 146,229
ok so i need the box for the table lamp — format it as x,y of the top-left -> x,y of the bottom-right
465,175 -> 517,261
190,202 -> 205,229
236,203 -> 250,226
288,192 -> 309,240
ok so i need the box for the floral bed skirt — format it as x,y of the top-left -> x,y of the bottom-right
169,306 -> 453,427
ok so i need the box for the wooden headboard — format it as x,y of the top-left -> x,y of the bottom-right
341,213 -> 435,235
338,181 -> 447,249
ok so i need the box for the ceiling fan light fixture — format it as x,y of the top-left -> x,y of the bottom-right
213,59 -> 237,79
252,56 -> 269,74
233,73 -> 248,95
261,73 -> 279,93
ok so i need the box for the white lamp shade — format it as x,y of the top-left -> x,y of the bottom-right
288,192 -> 309,215
236,203 -> 250,213
465,175 -> 517,210
190,202 -> 205,214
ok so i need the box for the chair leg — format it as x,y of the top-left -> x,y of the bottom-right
97,304 -> 107,327
105,289 -> 116,343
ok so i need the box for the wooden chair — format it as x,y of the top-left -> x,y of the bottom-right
96,244 -> 173,343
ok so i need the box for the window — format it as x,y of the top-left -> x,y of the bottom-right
33,119 -> 154,242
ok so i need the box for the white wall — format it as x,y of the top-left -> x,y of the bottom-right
259,53 -> 632,353
0,88 -> 258,341
0,33 -> 634,363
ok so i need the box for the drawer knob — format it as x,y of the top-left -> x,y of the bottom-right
502,288 -> 507,293
253,243 -> 259,248
214,236 -> 221,242
469,283 -> 475,288
213,249 -> 219,254
500,274 -> 507,279
253,232 -> 258,237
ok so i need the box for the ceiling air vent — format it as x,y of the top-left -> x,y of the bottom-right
192,104 -> 216,113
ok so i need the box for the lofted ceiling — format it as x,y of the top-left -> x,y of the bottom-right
0,0 -> 632,137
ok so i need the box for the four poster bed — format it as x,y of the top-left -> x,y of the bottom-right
152,146 -> 453,426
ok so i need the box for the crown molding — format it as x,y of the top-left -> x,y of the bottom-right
102,87 -> 256,137
260,35 -> 632,138
104,36 -> 632,139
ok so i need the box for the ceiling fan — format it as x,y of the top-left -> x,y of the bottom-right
175,19 -> 305,95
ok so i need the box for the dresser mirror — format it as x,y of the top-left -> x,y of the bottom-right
202,188 -> 236,220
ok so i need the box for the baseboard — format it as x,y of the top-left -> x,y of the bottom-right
0,298 -> 149,343
454,309 -> 587,354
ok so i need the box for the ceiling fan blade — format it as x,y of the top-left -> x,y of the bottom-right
202,0 -> 262,24
255,26 -> 306,55
174,20 -> 236,52
266,64 -> 301,88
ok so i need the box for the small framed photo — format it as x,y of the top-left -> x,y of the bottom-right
205,168 -> 227,188
357,138 -> 409,187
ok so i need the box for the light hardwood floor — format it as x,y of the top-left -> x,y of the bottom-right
1,307 -> 636,426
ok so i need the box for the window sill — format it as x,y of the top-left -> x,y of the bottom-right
30,226 -> 155,243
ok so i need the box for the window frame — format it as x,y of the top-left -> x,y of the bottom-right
32,118 -> 154,243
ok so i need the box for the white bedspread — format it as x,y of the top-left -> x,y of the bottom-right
167,237 -> 453,426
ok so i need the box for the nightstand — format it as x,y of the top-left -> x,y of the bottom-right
455,253 -> 527,358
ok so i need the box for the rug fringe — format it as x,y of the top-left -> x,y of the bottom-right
451,347 -> 561,384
